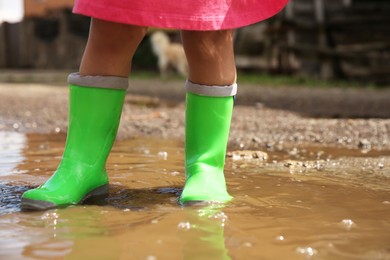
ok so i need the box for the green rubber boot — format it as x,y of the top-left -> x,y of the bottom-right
21,73 -> 128,210
180,81 -> 237,205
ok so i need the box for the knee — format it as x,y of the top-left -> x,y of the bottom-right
181,30 -> 234,59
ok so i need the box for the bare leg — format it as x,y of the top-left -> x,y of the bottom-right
181,30 -> 236,85
80,19 -> 148,77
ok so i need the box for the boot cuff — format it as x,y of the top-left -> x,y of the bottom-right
68,73 -> 129,90
185,80 -> 237,97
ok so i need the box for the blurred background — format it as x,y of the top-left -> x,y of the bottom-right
0,0 -> 389,86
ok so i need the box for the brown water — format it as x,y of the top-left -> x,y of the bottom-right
1,131 -> 390,259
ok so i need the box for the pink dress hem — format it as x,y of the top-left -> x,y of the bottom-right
73,0 -> 289,31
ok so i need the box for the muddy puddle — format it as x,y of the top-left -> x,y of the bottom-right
0,131 -> 390,259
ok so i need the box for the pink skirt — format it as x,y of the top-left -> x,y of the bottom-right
73,0 -> 289,31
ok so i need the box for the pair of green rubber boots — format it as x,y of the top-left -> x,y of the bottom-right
21,73 -> 236,210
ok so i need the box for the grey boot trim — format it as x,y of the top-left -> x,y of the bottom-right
185,80 -> 237,97
68,72 -> 129,90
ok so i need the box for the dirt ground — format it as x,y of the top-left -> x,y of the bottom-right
1,71 -> 390,153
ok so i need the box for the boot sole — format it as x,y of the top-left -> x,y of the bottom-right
20,184 -> 109,211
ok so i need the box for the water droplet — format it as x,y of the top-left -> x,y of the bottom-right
41,212 -> 61,227
13,123 -> 19,129
340,219 -> 355,230
41,212 -> 59,220
170,171 -> 180,176
177,222 -> 192,230
243,242 -> 252,247
158,151 -> 168,160
296,247 -> 318,257
55,127 -> 61,133
209,212 -> 228,226
123,209 -> 130,212
276,235 -> 285,241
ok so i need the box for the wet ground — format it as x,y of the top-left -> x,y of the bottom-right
1,132 -> 390,259
1,74 -> 390,259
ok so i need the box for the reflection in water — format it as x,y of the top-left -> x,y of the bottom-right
0,132 -> 28,215
0,131 -> 26,176
1,205 -> 231,259
0,132 -> 389,259
179,206 -> 230,260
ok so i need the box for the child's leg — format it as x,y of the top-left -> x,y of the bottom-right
21,19 -> 147,210
179,30 -> 237,205
181,30 -> 236,85
80,19 -> 147,76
